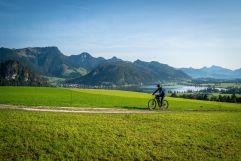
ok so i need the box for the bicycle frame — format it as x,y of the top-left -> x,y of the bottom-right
150,95 -> 162,107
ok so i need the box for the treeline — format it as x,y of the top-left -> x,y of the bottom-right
0,79 -> 49,86
191,78 -> 241,84
221,87 -> 241,94
199,87 -> 241,94
170,92 -> 241,103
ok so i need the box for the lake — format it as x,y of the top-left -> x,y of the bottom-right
140,85 -> 208,93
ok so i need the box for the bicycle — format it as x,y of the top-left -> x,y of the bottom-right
148,95 -> 169,110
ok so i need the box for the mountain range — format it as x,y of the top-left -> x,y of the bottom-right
180,66 -> 241,79
0,46 -> 240,86
0,47 -> 100,78
0,46 -> 190,85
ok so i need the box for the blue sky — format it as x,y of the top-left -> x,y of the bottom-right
0,0 -> 241,69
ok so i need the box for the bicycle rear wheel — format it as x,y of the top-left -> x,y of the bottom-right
161,100 -> 169,111
148,99 -> 156,110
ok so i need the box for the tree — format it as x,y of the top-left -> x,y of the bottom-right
171,92 -> 177,97
231,93 -> 237,103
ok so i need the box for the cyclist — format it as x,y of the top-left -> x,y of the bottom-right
152,84 -> 165,107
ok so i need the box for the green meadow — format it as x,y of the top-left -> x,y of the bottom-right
0,86 -> 241,111
0,110 -> 241,161
0,86 -> 241,160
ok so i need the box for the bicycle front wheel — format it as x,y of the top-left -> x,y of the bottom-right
148,99 -> 156,110
161,100 -> 169,111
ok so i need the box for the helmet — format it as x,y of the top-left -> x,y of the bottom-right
157,84 -> 160,87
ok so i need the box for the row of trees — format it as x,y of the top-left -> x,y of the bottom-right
210,94 -> 241,103
170,92 -> 241,103
0,79 -> 49,86
221,87 -> 241,94
199,87 -> 241,94
191,78 -> 241,84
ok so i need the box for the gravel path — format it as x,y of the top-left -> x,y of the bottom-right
1,104 -> 240,113
0,104 -> 154,113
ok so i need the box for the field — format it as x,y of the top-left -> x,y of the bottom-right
0,86 -> 241,111
0,86 -> 241,160
1,109 -> 241,160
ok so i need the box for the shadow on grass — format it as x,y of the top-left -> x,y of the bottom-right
115,106 -> 148,110
117,106 -> 241,112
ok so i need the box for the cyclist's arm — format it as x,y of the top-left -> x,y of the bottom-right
152,88 -> 158,95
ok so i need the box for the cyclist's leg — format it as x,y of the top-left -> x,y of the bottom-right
160,96 -> 164,106
155,95 -> 161,106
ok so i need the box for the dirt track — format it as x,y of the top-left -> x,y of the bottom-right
1,104 -> 240,113
0,104 -> 154,113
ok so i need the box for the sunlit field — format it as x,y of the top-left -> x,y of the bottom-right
1,86 -> 241,160
0,86 -> 241,111
0,109 -> 240,160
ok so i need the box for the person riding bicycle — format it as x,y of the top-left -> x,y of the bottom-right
152,84 -> 165,107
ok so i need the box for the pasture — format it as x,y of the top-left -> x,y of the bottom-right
0,86 -> 241,111
0,109 -> 240,160
0,86 -> 241,160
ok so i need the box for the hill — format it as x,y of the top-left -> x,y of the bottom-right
66,60 -> 190,85
1,47 -> 191,85
0,47 -> 124,79
0,47 -> 103,78
134,60 -> 190,81
68,52 -> 106,71
66,61 -> 155,85
180,65 -> 241,79
0,60 -> 47,86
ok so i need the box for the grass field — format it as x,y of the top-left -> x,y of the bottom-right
0,109 -> 240,160
0,86 -> 241,160
0,86 -> 241,111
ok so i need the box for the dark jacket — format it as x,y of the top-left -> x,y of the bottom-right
152,87 -> 165,96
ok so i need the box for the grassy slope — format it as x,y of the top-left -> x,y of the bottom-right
0,86 -> 240,160
0,87 -> 241,110
0,86 -> 241,110
0,109 -> 240,160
